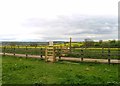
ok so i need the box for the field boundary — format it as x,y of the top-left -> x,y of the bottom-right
1,53 -> 120,64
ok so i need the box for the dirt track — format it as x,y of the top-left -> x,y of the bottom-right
0,53 -> 120,64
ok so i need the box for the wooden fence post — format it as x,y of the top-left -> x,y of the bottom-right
10,46 -> 12,53
3,46 -> 6,56
40,48 -> 43,59
81,48 -> 84,61
45,46 -> 48,62
108,48 -> 111,64
58,48 -> 61,60
69,37 -> 72,53
26,45 -> 28,58
13,46 -> 15,56
60,45 -> 62,57
102,47 -> 104,57
18,45 -> 19,48
55,46 -> 60,60
53,47 -> 56,62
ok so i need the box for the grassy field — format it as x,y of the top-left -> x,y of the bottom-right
2,55 -> 119,85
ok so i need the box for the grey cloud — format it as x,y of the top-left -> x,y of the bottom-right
0,34 -> 18,41
22,15 -> 118,41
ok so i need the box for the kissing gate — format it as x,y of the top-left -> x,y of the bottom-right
45,46 -> 56,62
45,41 -> 69,62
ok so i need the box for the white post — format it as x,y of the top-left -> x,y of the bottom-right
49,41 -> 53,46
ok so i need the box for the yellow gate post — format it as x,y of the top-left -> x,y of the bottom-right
53,46 -> 56,62
45,46 -> 48,62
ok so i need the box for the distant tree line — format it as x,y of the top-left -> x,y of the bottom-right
2,40 -> 119,48
82,40 -> 119,48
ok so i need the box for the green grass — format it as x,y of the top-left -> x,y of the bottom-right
2,55 -> 119,85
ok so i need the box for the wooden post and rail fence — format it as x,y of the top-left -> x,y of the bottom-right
1,38 -> 119,64
2,45 -> 117,64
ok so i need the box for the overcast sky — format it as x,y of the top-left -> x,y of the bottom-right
0,0 -> 119,42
